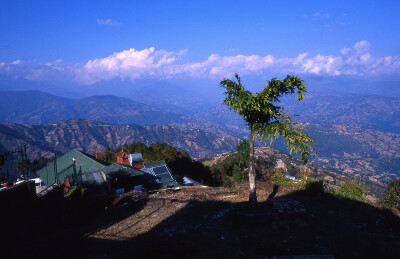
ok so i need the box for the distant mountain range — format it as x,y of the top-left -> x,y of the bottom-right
1,89 -> 400,190
284,93 -> 400,133
0,118 -> 239,159
303,123 -> 400,186
0,90 -> 188,125
197,93 -> 400,134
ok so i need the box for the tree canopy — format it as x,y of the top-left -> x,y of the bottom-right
220,73 -> 316,203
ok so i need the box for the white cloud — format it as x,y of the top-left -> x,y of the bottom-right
76,47 -> 182,84
169,41 -> 400,78
2,41 -> 400,84
97,19 -> 122,26
0,59 -> 72,81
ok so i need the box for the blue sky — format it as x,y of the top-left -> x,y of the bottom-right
1,0 -> 400,89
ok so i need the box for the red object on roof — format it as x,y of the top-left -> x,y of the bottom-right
63,177 -> 70,193
116,149 -> 129,165
95,151 -> 101,160
133,162 -> 144,169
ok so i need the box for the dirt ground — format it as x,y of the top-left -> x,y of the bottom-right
7,181 -> 400,258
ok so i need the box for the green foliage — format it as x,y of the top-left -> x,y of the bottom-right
210,154 -> 240,179
236,139 -> 250,167
300,170 -> 312,181
146,143 -> 190,163
220,73 -> 315,164
271,170 -> 289,186
64,185 -> 87,198
337,180 -> 366,201
233,164 -> 244,184
271,169 -> 304,189
222,175 -> 233,188
126,142 -> 149,155
382,178 -> 400,209
101,147 -> 116,164
220,73 -> 315,204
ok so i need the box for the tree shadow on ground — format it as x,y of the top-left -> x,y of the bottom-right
8,189 -> 400,258
267,184 -> 280,201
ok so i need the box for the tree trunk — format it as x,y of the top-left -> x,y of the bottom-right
249,131 -> 257,204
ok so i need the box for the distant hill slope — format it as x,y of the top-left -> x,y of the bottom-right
284,93 -> 400,133
0,90 -> 189,125
0,90 -> 244,136
0,118 -> 239,159
303,123 -> 400,185
198,93 -> 400,134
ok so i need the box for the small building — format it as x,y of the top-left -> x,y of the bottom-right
275,159 -> 288,173
101,163 -> 154,192
182,177 -> 201,186
37,149 -> 108,187
116,149 -> 129,165
37,149 -> 180,194
285,174 -> 296,181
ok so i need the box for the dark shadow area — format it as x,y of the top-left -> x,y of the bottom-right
5,188 -> 400,258
267,184 -> 280,201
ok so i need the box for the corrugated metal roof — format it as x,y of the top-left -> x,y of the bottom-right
101,163 -> 144,178
141,160 -> 180,188
37,149 -> 107,186
144,160 -> 168,168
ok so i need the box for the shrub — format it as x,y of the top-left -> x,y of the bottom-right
271,169 -> 292,186
300,170 -> 311,181
222,175 -> 233,188
233,164 -> 244,184
337,180 -> 366,201
382,178 -> 400,209
271,169 -> 305,189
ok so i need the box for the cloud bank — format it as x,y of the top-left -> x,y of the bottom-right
1,41 -> 400,84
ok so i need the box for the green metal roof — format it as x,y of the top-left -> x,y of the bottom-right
101,163 -> 144,178
37,149 -> 107,186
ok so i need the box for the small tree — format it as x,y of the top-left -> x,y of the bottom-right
101,147 -> 116,164
233,164 -> 244,184
337,180 -> 366,201
220,74 -> 315,204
